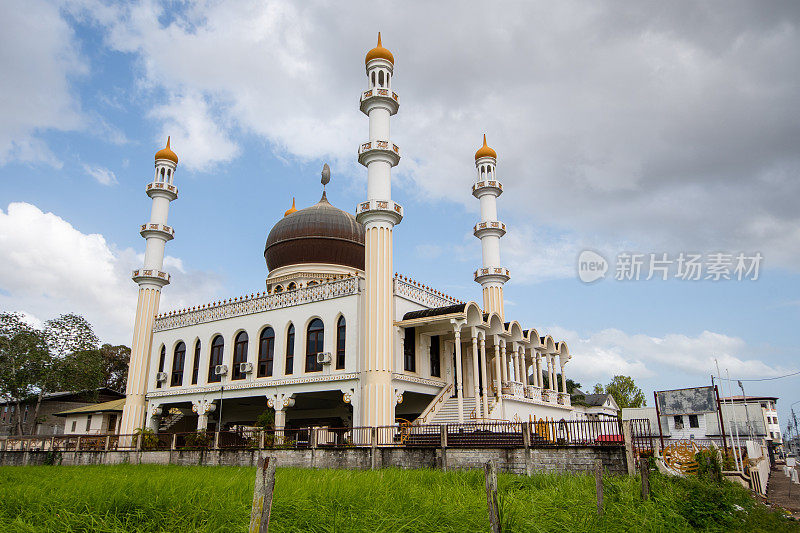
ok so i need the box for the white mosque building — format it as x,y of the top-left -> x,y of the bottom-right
119,35 -> 575,436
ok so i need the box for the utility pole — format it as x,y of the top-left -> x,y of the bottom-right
738,381 -> 754,443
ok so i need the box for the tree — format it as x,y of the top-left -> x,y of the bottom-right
96,344 -> 130,392
0,313 -> 49,434
593,375 -> 646,410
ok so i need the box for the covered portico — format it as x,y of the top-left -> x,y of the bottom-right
396,301 -> 573,424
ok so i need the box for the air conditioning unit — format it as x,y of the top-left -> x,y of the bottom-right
239,362 -> 253,374
156,372 -> 168,382
316,352 -> 332,365
215,364 -> 228,376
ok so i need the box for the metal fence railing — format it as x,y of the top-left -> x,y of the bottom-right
0,419 -> 640,452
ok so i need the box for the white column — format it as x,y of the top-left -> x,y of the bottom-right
560,364 -> 567,394
471,332 -> 480,418
453,327 -> 464,424
500,341 -> 508,384
480,336 -> 489,418
493,339 -> 502,406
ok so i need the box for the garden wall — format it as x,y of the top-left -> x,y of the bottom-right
0,445 -> 626,475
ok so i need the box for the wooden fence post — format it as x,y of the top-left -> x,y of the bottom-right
135,434 -> 142,451
595,459 -> 604,516
521,422 -> 532,477
259,430 -> 265,450
76,436 -> 82,452
213,431 -> 220,450
484,460 -> 501,533
249,456 -> 277,533
371,427 -> 378,471
622,420 -> 635,476
171,433 -> 178,451
105,435 -> 111,451
640,458 -> 650,501
440,425 -> 448,472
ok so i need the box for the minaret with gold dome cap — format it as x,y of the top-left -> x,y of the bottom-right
356,33 -> 403,427
120,137 -> 179,436
472,135 -> 510,319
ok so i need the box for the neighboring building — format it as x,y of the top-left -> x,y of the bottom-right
119,35 -> 581,436
723,396 -> 782,444
623,403 -> 768,445
54,399 -> 125,435
572,390 -> 619,420
0,389 -> 125,436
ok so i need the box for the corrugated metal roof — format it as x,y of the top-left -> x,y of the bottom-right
402,303 -> 466,321
54,398 -> 126,416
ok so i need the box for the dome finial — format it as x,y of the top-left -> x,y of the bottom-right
475,133 -> 497,161
365,32 -> 394,65
284,197 -> 297,217
321,163 -> 330,189
155,136 -> 179,164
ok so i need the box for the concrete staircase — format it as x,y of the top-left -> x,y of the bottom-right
430,396 -> 497,424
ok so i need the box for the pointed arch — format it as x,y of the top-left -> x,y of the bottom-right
305,318 -> 324,372
258,326 -> 275,377
171,341 -> 186,386
156,345 -> 166,388
335,315 -> 346,370
208,334 -> 224,383
285,323 -> 295,375
191,338 -> 201,384
231,330 -> 249,380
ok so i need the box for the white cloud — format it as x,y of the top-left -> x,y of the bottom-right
548,325 -> 794,384
83,164 -> 118,186
0,0 -> 86,166
149,92 -> 240,171
0,202 -> 223,344
69,0 -> 800,276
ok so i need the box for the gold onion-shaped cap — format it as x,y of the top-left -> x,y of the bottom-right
474,134 -> 497,161
154,136 -> 178,164
284,197 -> 298,217
365,32 -> 394,65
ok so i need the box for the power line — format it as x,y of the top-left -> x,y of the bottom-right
735,369 -> 800,382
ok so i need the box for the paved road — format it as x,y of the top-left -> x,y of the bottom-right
767,464 -> 800,518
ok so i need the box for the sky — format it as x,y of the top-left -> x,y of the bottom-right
1,1 -> 799,432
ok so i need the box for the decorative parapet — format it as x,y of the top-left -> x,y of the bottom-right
359,88 -> 399,115
394,274 -> 462,308
140,223 -> 175,240
471,180 -> 503,197
357,140 -> 400,167
146,372 -> 360,399
145,181 -> 178,200
473,220 -> 506,239
153,277 -> 359,332
132,268 -> 170,286
474,266 -> 511,284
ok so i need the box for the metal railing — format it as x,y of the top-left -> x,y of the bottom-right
0,419 -> 635,452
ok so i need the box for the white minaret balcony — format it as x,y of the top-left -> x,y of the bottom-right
472,180 -> 503,197
146,181 -> 179,201
131,268 -> 171,286
360,88 -> 399,115
140,223 -> 175,241
473,220 -> 506,239
356,199 -> 403,226
358,140 -> 400,167
474,267 -> 511,284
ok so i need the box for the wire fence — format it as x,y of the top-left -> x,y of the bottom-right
0,419 -> 646,452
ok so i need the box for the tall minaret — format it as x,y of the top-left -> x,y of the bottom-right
356,33 -> 402,427
120,138 -> 179,435
472,135 -> 510,319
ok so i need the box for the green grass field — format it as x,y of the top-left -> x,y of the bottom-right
0,465 -> 795,532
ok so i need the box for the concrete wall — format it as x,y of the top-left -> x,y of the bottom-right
0,445 -> 626,475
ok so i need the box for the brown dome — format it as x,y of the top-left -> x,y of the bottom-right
265,192 -> 365,272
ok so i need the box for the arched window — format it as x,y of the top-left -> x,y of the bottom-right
156,345 -> 166,388
191,340 -> 201,385
274,285 -> 283,294
371,71 -> 376,87
258,327 -> 275,377
336,316 -> 346,370
208,335 -> 224,383
171,342 -> 186,386
307,280 -> 318,287
285,324 -> 295,374
231,331 -> 248,380
160,167 -> 165,181
306,318 -> 324,372
287,282 -> 297,291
